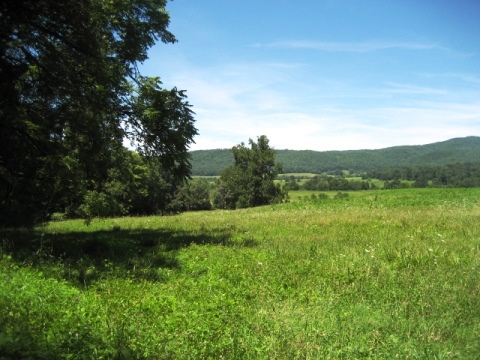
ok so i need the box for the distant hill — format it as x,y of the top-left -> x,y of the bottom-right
190,136 -> 480,176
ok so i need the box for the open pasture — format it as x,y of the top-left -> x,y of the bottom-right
1,188 -> 479,359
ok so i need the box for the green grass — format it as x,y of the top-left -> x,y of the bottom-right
1,188 -> 480,359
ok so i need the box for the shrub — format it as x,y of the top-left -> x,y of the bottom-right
334,192 -> 349,199
77,190 -> 126,219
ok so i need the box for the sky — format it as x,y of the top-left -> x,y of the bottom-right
140,0 -> 480,151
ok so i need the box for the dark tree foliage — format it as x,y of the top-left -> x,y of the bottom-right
302,176 -> 371,191
283,178 -> 300,191
1,0 -> 197,226
75,148 -> 178,219
170,179 -> 212,212
383,179 -> 410,190
214,136 -> 287,209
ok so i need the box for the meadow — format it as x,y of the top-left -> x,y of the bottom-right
1,188 -> 479,359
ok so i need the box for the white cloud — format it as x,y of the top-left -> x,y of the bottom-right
157,58 -> 480,151
189,99 -> 480,151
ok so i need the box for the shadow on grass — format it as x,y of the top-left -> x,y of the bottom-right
1,224 -> 254,286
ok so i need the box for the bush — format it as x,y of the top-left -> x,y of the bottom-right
334,192 -> 349,199
171,179 -> 212,211
78,190 -> 126,219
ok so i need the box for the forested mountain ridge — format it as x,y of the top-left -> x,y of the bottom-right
190,136 -> 480,175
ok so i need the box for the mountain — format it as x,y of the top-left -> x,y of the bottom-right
190,136 -> 480,176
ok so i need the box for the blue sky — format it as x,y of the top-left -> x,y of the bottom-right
140,0 -> 480,151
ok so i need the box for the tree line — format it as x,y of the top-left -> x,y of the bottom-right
26,135 -> 286,221
364,163 -> 480,188
279,162 -> 480,192
190,136 -> 480,176
284,176 -> 373,191
54,154 -> 480,220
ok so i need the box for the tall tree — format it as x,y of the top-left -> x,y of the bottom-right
214,136 -> 287,209
0,0 -> 197,226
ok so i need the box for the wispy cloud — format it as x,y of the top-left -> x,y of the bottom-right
257,40 -> 447,53
185,72 -> 480,150
157,59 -> 480,151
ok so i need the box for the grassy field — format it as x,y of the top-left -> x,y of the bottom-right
1,188 -> 480,359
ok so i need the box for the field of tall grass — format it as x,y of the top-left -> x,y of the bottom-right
1,188 -> 479,359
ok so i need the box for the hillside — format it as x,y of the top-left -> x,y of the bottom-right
190,136 -> 480,175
